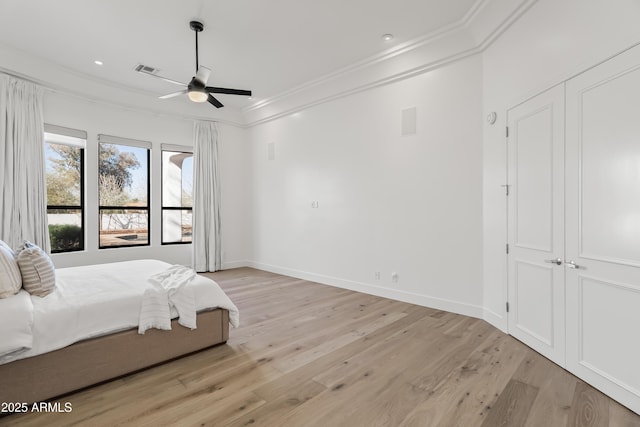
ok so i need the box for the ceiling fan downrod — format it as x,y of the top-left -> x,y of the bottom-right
190,20 -> 204,72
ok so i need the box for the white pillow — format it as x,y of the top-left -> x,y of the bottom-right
0,240 -> 22,298
16,241 -> 56,297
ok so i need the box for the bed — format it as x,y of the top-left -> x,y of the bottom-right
0,259 -> 239,405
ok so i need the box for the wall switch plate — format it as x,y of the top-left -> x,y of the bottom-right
267,142 -> 275,160
391,272 -> 398,282
401,107 -> 417,136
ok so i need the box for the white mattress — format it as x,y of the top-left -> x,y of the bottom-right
1,259 -> 238,365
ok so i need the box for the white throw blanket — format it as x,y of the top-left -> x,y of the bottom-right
138,265 -> 197,334
0,290 -> 34,361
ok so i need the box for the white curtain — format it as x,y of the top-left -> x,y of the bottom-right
0,74 -> 50,252
192,121 -> 221,272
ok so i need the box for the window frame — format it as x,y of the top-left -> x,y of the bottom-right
44,124 -> 86,254
97,135 -> 151,249
161,146 -> 194,245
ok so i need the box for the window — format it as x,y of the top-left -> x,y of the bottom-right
44,125 -> 86,253
161,147 -> 193,244
98,135 -> 150,248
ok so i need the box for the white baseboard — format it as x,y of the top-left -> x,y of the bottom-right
244,261 -> 484,319
483,307 -> 507,333
221,260 -> 250,270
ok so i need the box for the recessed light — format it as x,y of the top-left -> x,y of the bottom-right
382,34 -> 394,41
94,60 -> 103,66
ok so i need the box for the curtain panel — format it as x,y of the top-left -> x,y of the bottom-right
192,121 -> 221,272
0,74 -> 49,252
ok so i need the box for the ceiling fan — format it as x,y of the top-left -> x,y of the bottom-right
138,20 -> 252,108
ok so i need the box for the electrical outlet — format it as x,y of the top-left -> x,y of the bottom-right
391,272 -> 398,283
311,201 -> 319,208
374,272 -> 380,280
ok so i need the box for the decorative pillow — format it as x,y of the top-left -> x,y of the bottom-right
0,240 -> 22,298
16,241 -> 56,297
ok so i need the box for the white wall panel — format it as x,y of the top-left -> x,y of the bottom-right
578,276 -> 640,396
513,261 -> 554,346
578,67 -> 640,266
513,107 -> 553,252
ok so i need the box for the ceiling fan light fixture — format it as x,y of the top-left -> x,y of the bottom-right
187,89 -> 208,102
152,20 -> 252,109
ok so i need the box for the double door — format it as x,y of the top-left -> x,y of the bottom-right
507,44 -> 640,413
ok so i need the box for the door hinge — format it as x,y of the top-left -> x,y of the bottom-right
506,126 -> 509,138
501,184 -> 510,196
506,302 -> 510,312
506,243 -> 509,254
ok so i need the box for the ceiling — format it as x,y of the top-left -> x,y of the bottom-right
0,0 -> 479,111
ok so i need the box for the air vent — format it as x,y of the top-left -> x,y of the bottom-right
134,64 -> 159,75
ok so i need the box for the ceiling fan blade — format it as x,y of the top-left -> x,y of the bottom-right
154,75 -> 187,86
208,94 -> 224,108
195,66 -> 211,85
206,86 -> 252,96
159,89 -> 187,99
136,68 -> 186,87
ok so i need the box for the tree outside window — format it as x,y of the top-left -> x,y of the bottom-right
45,130 -> 85,253
98,141 -> 150,248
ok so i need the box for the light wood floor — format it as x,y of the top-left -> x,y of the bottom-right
3,268 -> 640,426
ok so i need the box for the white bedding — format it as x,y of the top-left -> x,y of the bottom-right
0,259 -> 239,365
0,290 -> 34,362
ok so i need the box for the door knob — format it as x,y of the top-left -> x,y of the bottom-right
566,260 -> 582,269
544,258 -> 563,265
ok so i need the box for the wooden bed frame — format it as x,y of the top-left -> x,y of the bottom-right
0,308 -> 229,404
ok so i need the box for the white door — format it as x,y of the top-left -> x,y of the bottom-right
507,84 -> 566,366
566,44 -> 640,413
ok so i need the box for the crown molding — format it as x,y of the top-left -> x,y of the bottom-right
466,0 -> 539,49
243,0 -> 539,127
242,0 -> 490,115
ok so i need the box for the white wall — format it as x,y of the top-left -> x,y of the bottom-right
482,0 -> 640,330
246,55 -> 484,317
44,91 -> 249,268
